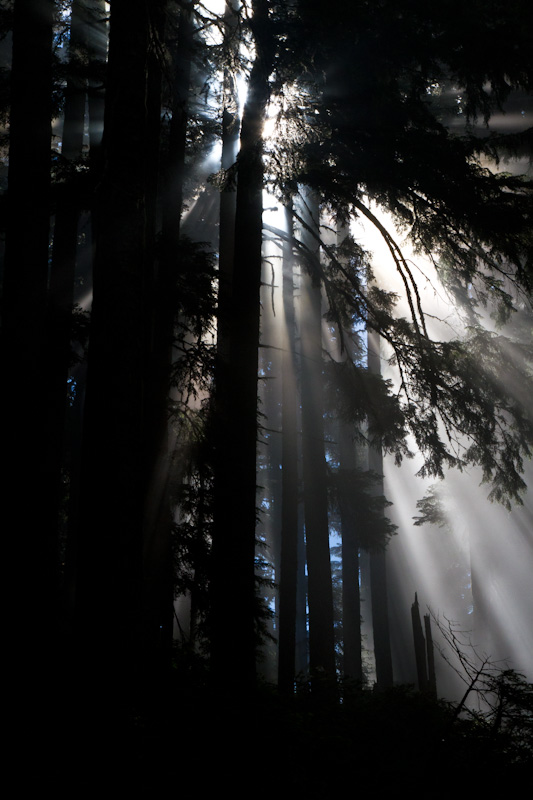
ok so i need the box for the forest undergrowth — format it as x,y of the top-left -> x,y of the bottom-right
42,641 -> 533,794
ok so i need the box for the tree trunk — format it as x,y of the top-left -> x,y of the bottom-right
162,5 -> 193,246
339,421 -> 363,683
86,0 -> 107,156
1,0 -> 56,763
2,0 -> 54,666
74,0 -> 162,724
424,612 -> 437,697
335,220 -> 363,684
210,0 -> 274,693
411,593 -> 428,691
278,205 -> 300,693
46,0 -> 91,603
298,189 -> 336,681
216,0 -> 241,367
60,0 -> 108,624
138,0 -> 174,716
368,329 -> 394,689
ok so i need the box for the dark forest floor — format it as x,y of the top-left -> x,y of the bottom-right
28,671 -> 532,795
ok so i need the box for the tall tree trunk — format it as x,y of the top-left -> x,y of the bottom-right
339,421 -> 363,683
61,0 -> 108,623
298,189 -> 336,681
335,220 -> 363,684
1,1 -> 58,768
368,329 -> 394,689
139,0 -> 174,717
210,2 -> 241,671
2,0 -> 54,685
74,0 -> 162,725
210,0 -> 274,693
216,0 -> 241,366
46,0 -> 91,609
278,205 -> 300,693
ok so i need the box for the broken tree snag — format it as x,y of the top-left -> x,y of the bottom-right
411,593 -> 428,692
424,612 -> 437,698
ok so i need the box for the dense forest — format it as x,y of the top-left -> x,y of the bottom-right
1,0 -> 533,791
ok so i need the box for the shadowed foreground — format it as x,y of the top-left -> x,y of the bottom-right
26,645 -> 533,794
